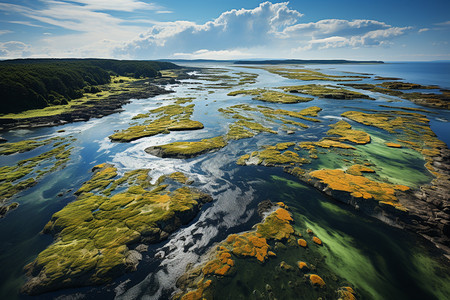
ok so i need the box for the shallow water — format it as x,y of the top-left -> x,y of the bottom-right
0,62 -> 449,300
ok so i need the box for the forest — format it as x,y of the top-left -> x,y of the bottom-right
0,59 -> 178,114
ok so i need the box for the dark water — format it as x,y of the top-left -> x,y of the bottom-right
0,62 -> 449,300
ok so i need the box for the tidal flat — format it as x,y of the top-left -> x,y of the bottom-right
0,62 -> 449,300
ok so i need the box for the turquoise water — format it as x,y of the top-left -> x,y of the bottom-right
0,62 -> 449,300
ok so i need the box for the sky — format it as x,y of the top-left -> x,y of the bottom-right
0,0 -> 449,61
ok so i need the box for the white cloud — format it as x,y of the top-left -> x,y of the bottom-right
0,41 -> 31,58
173,49 -> 252,60
0,1 -> 414,59
9,20 -> 45,28
43,0 -> 161,12
0,30 -> 12,35
156,10 -> 173,14
418,28 -> 430,33
115,1 -> 303,58
434,20 -> 450,26
115,2 -> 412,59
0,1 -> 157,58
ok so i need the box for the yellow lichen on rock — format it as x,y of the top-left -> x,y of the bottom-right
337,286 -> 357,300
297,261 -> 309,271
346,164 -> 375,176
298,239 -> 307,247
312,236 -> 323,245
309,167 -> 410,210
385,142 -> 402,148
256,208 -> 295,240
309,274 -> 326,287
327,120 -> 371,144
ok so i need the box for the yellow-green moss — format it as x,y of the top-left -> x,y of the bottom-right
22,164 -> 212,294
0,137 -> 61,155
247,66 -> 367,81
280,84 -> 374,100
327,121 -> 371,144
0,138 -> 73,204
145,137 -> 227,159
342,83 -> 449,109
237,143 -> 309,167
228,89 -> 313,103
110,104 -> 204,142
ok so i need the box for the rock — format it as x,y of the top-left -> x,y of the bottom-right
279,261 -> 294,271
0,136 -> 7,142
297,261 -> 309,271
298,239 -> 307,247
0,202 -> 19,218
309,274 -> 326,288
312,236 -> 323,245
125,250 -> 142,271
135,244 -> 148,253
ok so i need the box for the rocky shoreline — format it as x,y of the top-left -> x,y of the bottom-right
300,146 -> 450,259
0,81 -> 172,132
0,67 -> 201,133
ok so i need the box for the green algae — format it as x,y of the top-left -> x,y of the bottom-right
228,89 -> 313,103
410,253 -> 450,299
109,104 -> 204,142
175,203 -> 360,300
22,164 -> 212,295
270,175 -> 308,190
341,110 -> 446,179
0,138 -> 73,212
279,84 -> 374,100
302,220 -> 381,299
353,134 -> 433,187
0,138 -> 61,155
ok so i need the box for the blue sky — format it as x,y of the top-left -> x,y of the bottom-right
0,0 -> 449,60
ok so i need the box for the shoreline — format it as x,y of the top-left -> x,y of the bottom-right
0,69 -> 197,133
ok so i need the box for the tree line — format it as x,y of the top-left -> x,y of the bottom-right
0,59 -> 178,114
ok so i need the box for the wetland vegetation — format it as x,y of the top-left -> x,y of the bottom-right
0,61 -> 449,300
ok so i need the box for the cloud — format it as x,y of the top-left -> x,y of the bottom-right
418,28 -> 430,33
434,20 -> 450,26
114,1 -> 303,58
0,1 -> 161,58
0,41 -> 31,58
0,30 -> 12,35
115,2 -> 412,59
173,49 -> 252,60
44,0 -> 161,12
0,1 -> 413,59
9,20 -> 45,28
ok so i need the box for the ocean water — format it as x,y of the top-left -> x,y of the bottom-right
0,62 -> 449,300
